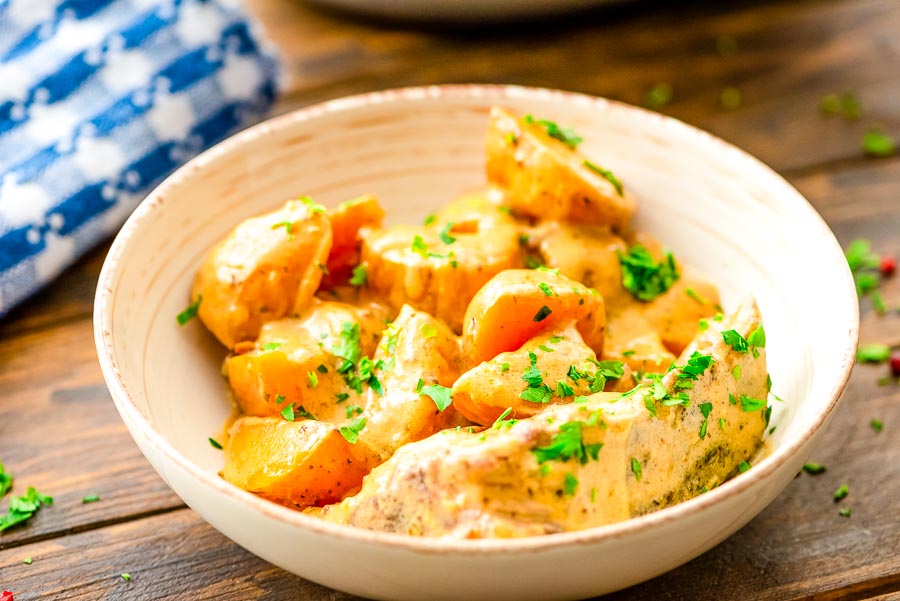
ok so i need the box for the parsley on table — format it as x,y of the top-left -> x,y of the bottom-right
556,381 -> 575,398
862,130 -> 895,158
563,473 -> 579,496
833,484 -> 849,502
870,419 -> 884,433
820,91 -> 861,120
82,494 -> 100,504
644,82 -> 673,110
339,417 -> 367,444
176,295 -> 202,325
583,160 -> 624,196
23,557 -> 32,564
533,421 -> 602,465
349,264 -> 367,286
421,385 -> 453,412
120,573 -> 132,582
720,86 -> 742,111
523,114 -> 583,149
802,463 -> 826,475
617,245 -> 679,301
0,462 -> 11,498
857,343 -> 890,363
0,486 -> 53,532
838,508 -> 852,518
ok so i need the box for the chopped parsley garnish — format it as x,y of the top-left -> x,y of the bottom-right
722,330 -> 749,353
0,462 -> 12,498
533,421 -> 602,464
538,282 -> 556,297
298,196 -> 326,213
857,343 -> 890,363
820,91 -> 861,120
802,463 -> 826,475
307,371 -> 319,388
738,461 -> 751,473
685,288 -> 709,304
644,82 -> 673,110
563,473 -> 579,496
732,365 -> 742,380
523,114 -> 583,149
500,362 -> 510,373
0,486 -> 53,532
349,264 -> 367,286
622,350 -> 636,357
423,214 -> 437,226
261,342 -> 282,351
698,318 -> 709,332
280,403 -> 295,421
317,364 -> 328,374
208,437 -> 223,450
838,508 -> 852,518
556,381 -> 574,397
747,325 -> 766,348
631,458 -> 643,481
618,245 -> 679,301
538,344 -> 554,353
521,385 -> 553,404
411,235 -> 429,257
82,494 -> 100,504
176,295 -> 202,325
698,402 -> 713,439
492,407 -> 517,430
438,222 -> 457,245
335,392 -> 350,403
339,417 -> 367,444
421,384 -> 453,412
332,322 -> 382,394
833,484 -> 849,502
549,336 -> 565,343
720,87 -> 742,111
739,395 -> 766,412
23,557 -> 32,564
872,291 -> 887,315
121,573 -> 132,582
533,305 -> 552,322
870,419 -> 884,433
862,130 -> 895,158
345,405 -> 363,418
420,323 -> 437,339
583,160 -> 624,196
271,221 -> 293,234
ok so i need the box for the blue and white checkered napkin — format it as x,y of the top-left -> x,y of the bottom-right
0,0 -> 279,317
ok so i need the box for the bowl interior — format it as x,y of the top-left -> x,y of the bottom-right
98,86 -> 856,538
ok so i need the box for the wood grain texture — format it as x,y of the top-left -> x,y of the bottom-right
1,0 -> 898,598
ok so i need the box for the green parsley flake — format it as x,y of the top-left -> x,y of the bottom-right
521,385 -> 553,404
549,335 -> 565,343
820,91 -> 861,120
176,295 -> 202,325
732,365 -> 742,380
23,557 -> 32,564
631,458 -> 643,481
870,419 -> 884,433
271,221 -> 293,235
533,421 -> 602,465
421,384 -> 453,412
833,484 -> 849,502
722,329 -> 749,353
698,318 -> 709,332
335,392 -> 350,403
857,343 -> 890,363
685,288 -> 709,304
500,363 -> 510,373
523,114 -> 583,149
644,82 -> 673,110
538,282 -> 556,297
563,473 -> 579,496
871,291 -> 887,315
0,461 -> 12,498
556,381 -> 574,398
862,130 -> 895,158
349,264 -> 368,286
208,437 -> 223,450
720,86 -> 742,111
121,573 -> 132,581
538,344 -> 554,353
280,403 -> 295,422
583,160 -> 624,196
0,486 -> 53,532
307,371 -> 319,388
411,235 -> 429,257
747,325 -> 766,348
438,222 -> 457,245
345,405 -> 363,418
339,417 -> 367,444
261,342 -> 282,351
739,395 -> 766,412
423,214 -> 437,226
617,245 -> 679,302
738,461 -> 751,473
802,463 -> 826,475
82,494 -> 100,504
838,507 -> 852,518
622,350 -> 636,357
533,305 -> 552,322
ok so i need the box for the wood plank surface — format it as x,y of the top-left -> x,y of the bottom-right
1,0 -> 899,599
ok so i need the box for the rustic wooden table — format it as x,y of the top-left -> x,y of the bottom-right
1,0 -> 898,598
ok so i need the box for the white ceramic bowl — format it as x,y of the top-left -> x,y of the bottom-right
94,85 -> 858,601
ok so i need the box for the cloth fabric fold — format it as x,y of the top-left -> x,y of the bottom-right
0,0 -> 280,317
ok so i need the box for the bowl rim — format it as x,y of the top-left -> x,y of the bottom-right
94,83 -> 859,555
